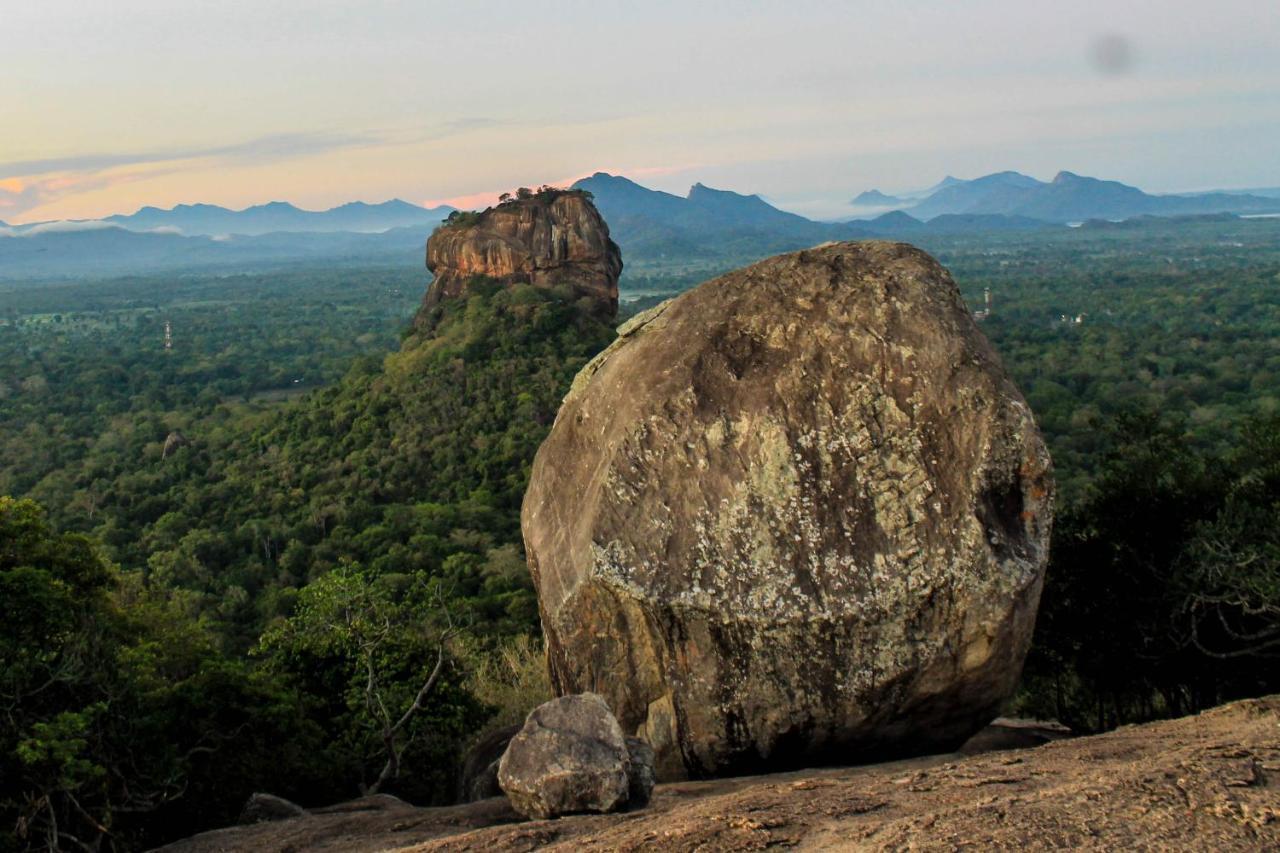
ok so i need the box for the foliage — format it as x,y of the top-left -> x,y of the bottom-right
0,498 -> 329,851
442,210 -> 482,227
460,633 -> 552,735
1016,413 -> 1280,731
2,275 -> 614,847
3,218 -> 1280,846
257,564 -> 468,796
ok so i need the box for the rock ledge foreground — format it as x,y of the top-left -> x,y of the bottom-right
523,241 -> 1053,779
155,696 -> 1280,852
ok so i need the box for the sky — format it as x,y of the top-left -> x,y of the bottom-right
3,0 -> 1279,223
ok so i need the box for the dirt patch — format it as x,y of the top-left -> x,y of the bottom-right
156,696 -> 1280,852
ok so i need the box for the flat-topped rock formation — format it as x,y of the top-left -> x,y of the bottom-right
522,240 -> 1054,780
423,189 -> 622,317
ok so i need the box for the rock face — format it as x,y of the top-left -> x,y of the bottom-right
497,694 -> 634,819
624,737 -> 657,807
522,241 -> 1054,780
424,190 -> 622,316
161,430 -> 189,459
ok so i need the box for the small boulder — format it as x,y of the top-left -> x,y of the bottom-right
497,693 -> 631,819
238,792 -> 306,824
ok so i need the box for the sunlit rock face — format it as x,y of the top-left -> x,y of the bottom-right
424,190 -> 622,317
522,241 -> 1054,781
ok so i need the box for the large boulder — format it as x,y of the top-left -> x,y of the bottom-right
424,189 -> 622,317
522,241 -> 1053,780
497,693 -> 633,819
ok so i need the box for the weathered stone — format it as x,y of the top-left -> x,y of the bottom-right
161,430 -> 189,459
458,724 -> 521,802
424,190 -> 622,317
497,693 -> 632,819
522,240 -> 1054,780
238,792 -> 307,824
625,737 -> 656,807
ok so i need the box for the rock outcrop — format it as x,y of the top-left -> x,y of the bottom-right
424,190 -> 622,316
161,430 -> 189,459
238,793 -> 307,824
497,694 -> 640,819
522,241 -> 1053,780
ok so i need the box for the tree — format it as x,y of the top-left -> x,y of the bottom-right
1177,416 -> 1280,660
1,497 -> 117,852
257,564 -> 465,795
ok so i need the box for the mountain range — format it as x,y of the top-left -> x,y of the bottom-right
2,199 -> 453,239
852,171 -> 1280,222
0,223 -> 433,280
3,170 -> 1278,281
108,198 -> 455,236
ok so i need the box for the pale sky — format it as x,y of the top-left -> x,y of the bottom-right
3,0 -> 1278,223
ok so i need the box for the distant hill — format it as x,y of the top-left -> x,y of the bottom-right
99,199 -> 453,236
0,223 -> 431,280
571,172 -> 858,260
858,171 -> 1280,222
1182,186 -> 1280,200
851,189 -> 907,207
921,213 -> 1051,232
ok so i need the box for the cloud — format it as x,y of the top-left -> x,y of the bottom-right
0,131 -> 381,182
0,173 -> 131,219
25,220 -> 121,235
0,132 -> 374,219
0,119 -> 515,220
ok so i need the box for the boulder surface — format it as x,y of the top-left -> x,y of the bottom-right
522,240 -> 1053,780
624,737 -> 657,807
497,693 -> 633,819
238,793 -> 307,824
424,189 -> 622,316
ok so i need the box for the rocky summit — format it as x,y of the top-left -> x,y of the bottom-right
522,240 -> 1054,780
423,189 -> 622,316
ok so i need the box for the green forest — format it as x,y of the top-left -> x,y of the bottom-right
3,217 -> 1279,850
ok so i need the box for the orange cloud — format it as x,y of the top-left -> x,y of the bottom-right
423,189 -> 503,211
0,178 -> 25,193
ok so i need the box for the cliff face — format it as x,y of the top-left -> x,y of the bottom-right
424,190 -> 622,317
